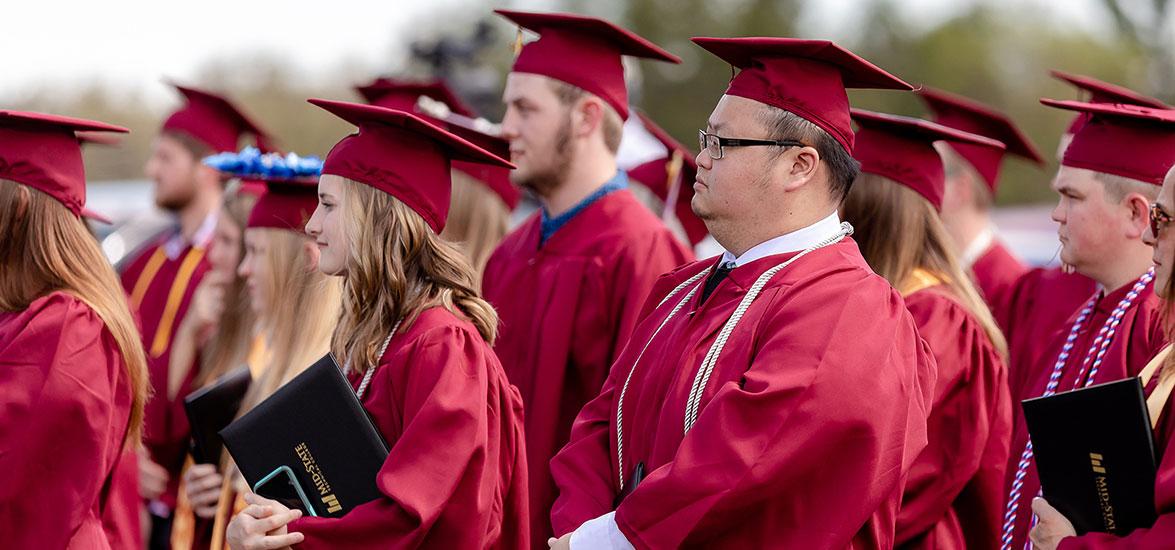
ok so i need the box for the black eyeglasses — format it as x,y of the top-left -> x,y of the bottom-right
1150,202 -> 1172,237
698,130 -> 806,160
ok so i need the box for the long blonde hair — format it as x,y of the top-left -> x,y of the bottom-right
238,228 -> 341,411
193,182 -> 259,388
0,181 -> 149,447
842,173 -> 1008,358
332,177 -> 498,372
440,169 -> 511,285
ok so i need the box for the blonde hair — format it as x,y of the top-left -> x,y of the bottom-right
842,173 -> 1008,358
0,181 -> 149,447
440,169 -> 511,285
239,228 -> 341,409
193,182 -> 259,388
549,79 -> 624,153
332,177 -> 498,372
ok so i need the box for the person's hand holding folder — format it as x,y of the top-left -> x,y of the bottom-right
226,492 -> 305,550
1029,497 -> 1077,550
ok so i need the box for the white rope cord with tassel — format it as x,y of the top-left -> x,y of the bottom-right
614,221 -> 853,488
683,222 -> 853,433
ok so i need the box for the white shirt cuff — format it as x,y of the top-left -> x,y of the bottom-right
569,511 -> 635,550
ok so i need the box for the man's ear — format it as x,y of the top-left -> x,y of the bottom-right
1124,192 -> 1152,240
195,162 -> 222,189
574,98 -> 606,140
779,146 -> 821,192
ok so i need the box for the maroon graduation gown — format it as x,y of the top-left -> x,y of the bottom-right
971,240 -> 1029,308
990,266 -> 1099,399
0,292 -> 133,549
118,234 -> 210,509
481,188 -> 693,545
1003,280 -> 1166,549
288,307 -> 529,549
1059,379 -> 1175,548
550,239 -> 937,549
895,286 -> 1012,549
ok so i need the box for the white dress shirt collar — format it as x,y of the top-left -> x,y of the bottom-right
719,211 -> 843,267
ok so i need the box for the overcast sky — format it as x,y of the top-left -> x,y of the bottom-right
1,0 -> 1112,111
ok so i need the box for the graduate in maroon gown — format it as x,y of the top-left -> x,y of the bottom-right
227,99 -> 528,550
481,11 -> 693,546
842,109 -> 1013,549
547,37 -> 936,549
975,73 -> 1165,402
0,110 -> 149,549
1030,163 -> 1175,549
915,88 -> 1046,306
355,76 -> 522,281
116,82 -> 270,546
1000,101 -> 1175,550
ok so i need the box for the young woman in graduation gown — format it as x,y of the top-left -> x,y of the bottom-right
170,180 -> 263,549
840,110 -> 1013,550
174,160 -> 341,549
0,111 -> 150,549
226,100 -> 529,550
1030,164 -> 1175,549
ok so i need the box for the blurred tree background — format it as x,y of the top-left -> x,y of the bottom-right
5,0 -> 1170,205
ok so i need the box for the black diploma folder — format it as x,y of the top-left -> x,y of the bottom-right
1022,377 -> 1158,536
184,366 -> 252,464
219,353 -> 389,517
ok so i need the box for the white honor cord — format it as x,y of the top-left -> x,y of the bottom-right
346,319 -> 402,401
614,222 -> 853,488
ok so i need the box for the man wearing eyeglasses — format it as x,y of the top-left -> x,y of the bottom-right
998,100 -> 1175,550
482,10 -> 695,547
547,38 -> 937,549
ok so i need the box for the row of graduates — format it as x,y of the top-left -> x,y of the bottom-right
3,8 -> 1175,550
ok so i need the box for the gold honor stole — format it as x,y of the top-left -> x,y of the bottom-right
1140,344 -> 1175,430
129,245 -> 207,358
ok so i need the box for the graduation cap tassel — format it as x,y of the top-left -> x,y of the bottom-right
513,28 -> 525,58
660,150 -> 684,221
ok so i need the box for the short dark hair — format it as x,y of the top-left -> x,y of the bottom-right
757,105 -> 860,203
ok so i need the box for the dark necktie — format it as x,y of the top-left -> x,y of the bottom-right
700,261 -> 736,303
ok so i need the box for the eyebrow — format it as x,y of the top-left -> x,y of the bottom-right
707,119 -> 725,132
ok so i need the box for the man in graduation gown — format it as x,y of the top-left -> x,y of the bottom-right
1030,162 -> 1175,549
999,100 -> 1174,550
117,82 -> 268,547
480,11 -> 694,546
985,73 -> 1167,401
547,37 -> 937,549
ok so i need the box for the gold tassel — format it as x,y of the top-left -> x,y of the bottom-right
513,27 -> 525,58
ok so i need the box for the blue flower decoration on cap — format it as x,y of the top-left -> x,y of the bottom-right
203,146 -> 323,181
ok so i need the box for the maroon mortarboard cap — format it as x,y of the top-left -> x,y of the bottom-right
626,111 -> 707,246
354,77 -> 478,118
246,178 -> 319,232
442,123 -> 520,210
496,9 -> 681,120
161,83 -> 271,153
1040,99 -> 1175,185
0,110 -> 128,221
851,109 -> 1006,211
1050,71 -> 1170,135
916,87 -> 1044,193
691,37 -> 912,153
309,99 -> 515,233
